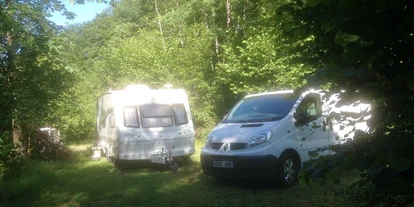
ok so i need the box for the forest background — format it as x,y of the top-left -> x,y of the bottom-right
0,0 -> 413,206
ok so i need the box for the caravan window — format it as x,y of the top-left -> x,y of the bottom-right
139,104 -> 174,128
173,104 -> 188,125
124,107 -> 140,128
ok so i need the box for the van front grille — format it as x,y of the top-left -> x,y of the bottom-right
211,142 -> 247,150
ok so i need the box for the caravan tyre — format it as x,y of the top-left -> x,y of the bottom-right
114,159 -> 126,169
276,152 -> 299,187
105,149 -> 114,163
171,162 -> 178,171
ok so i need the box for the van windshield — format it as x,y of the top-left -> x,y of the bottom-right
223,93 -> 298,123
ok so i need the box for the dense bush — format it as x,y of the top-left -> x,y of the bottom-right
0,132 -> 22,178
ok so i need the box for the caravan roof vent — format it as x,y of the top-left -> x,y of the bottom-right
164,84 -> 173,89
126,84 -> 151,91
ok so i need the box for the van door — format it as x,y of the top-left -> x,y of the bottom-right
294,94 -> 330,162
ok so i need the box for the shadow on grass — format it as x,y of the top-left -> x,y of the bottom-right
207,177 -> 284,190
0,147 -> 353,207
113,156 -> 194,171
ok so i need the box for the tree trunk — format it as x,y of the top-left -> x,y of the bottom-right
154,0 -> 166,49
12,119 -> 25,154
226,0 -> 231,30
5,0 -> 26,156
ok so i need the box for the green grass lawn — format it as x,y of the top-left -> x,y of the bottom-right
0,142 -> 355,207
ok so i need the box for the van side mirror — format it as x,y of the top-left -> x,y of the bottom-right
294,111 -> 308,126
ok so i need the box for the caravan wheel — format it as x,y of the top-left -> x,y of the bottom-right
114,159 -> 125,168
105,148 -> 114,163
170,162 -> 178,171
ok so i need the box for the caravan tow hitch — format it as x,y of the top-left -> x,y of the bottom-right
151,145 -> 178,171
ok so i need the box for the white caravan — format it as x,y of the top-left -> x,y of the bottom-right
200,89 -> 370,186
96,85 -> 195,167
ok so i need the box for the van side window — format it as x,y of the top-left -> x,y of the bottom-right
173,104 -> 188,125
295,95 -> 322,126
124,107 -> 140,128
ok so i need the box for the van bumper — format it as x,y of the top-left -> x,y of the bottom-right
200,154 -> 278,179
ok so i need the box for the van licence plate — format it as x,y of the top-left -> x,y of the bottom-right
213,161 -> 233,168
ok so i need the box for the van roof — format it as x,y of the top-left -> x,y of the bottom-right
245,90 -> 294,98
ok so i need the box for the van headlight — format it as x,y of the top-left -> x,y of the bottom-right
246,130 -> 272,148
205,132 -> 215,148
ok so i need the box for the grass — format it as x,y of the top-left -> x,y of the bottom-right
0,140 -> 357,207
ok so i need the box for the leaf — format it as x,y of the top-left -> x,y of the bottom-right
342,46 -> 361,64
308,150 -> 319,158
299,175 -> 311,186
318,179 -> 327,186
326,171 -> 340,184
319,0 -> 332,5
335,31 -> 360,46
306,0 -> 319,7
311,124 -> 321,129
293,29 -> 306,38
339,0 -> 354,8
367,164 -> 385,175
388,154 -> 411,172
360,39 -> 375,47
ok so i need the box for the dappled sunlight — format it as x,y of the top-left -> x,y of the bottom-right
0,144 -> 354,207
60,192 -> 86,207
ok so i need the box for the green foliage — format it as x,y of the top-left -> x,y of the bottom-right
0,132 -> 21,177
334,31 -> 360,46
45,0 -> 319,146
0,0 -> 78,155
219,28 -> 309,94
0,161 -> 58,205
278,0 -> 414,206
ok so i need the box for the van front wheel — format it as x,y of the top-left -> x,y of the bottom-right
276,152 -> 299,187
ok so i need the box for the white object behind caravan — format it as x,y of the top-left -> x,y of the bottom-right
96,84 -> 195,166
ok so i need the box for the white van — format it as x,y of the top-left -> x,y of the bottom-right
96,84 -> 195,167
200,89 -> 370,186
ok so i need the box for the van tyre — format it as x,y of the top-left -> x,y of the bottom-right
276,152 -> 299,187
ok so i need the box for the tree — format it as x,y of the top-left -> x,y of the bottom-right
276,0 -> 414,205
0,0 -> 80,161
